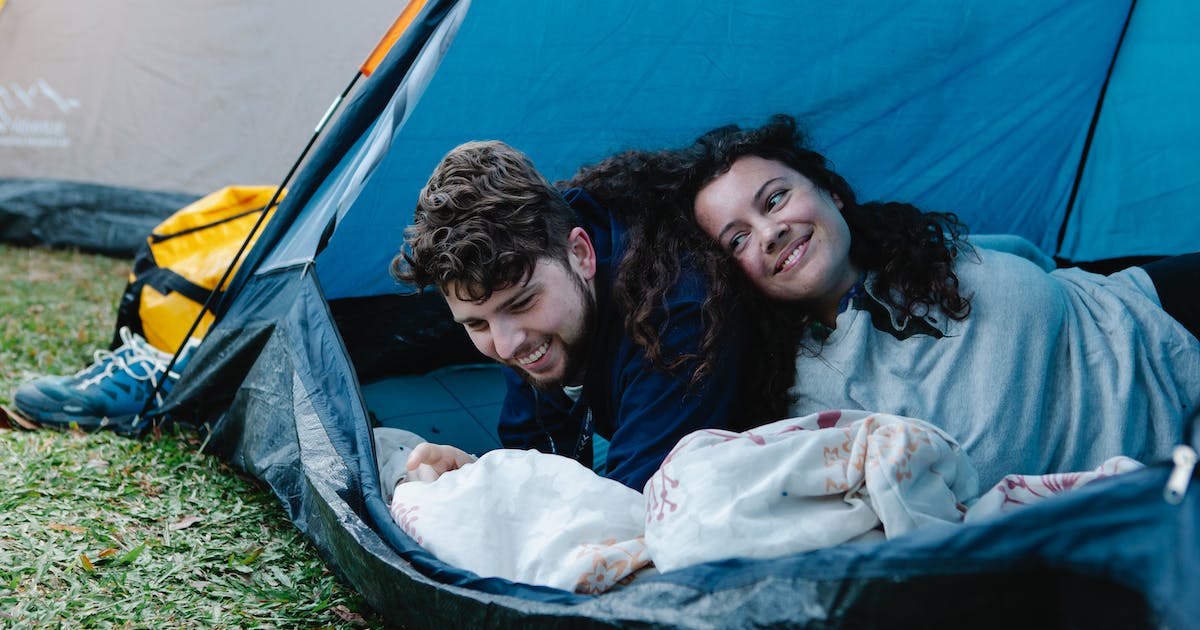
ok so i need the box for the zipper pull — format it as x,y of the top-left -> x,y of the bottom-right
1164,445 -> 1197,505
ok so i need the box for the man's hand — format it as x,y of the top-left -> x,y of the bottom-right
404,442 -> 476,482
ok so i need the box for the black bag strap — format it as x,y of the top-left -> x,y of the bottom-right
134,267 -> 218,305
111,251 -> 220,350
148,204 -> 271,244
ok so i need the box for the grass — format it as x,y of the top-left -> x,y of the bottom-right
0,244 -> 382,628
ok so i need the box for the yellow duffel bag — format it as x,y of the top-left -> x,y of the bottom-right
112,186 -> 279,353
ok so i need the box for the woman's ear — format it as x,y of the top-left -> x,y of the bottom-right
832,192 -> 844,210
566,227 -> 597,280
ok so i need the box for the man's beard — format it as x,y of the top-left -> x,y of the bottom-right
514,271 -> 596,391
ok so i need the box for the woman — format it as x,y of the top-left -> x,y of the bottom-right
578,115 -> 1200,489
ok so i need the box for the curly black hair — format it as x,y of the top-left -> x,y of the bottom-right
688,114 -> 972,332
563,148 -> 785,427
562,149 -> 740,377
569,114 -> 972,421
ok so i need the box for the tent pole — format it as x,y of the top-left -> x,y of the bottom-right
134,74 -> 361,430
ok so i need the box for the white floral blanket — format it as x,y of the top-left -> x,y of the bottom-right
386,410 -> 1141,593
389,448 -> 650,594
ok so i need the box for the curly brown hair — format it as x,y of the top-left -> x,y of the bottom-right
391,140 -> 576,301
393,140 -> 754,419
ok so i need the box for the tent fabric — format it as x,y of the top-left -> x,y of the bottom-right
156,0 -> 1200,626
222,0 -> 470,305
309,0 -> 1132,303
0,179 -> 197,256
1060,0 -> 1200,261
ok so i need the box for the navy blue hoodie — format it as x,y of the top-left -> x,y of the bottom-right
497,188 -> 749,490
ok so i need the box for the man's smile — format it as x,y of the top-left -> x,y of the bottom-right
516,340 -> 550,367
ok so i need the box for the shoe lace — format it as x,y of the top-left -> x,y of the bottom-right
74,327 -> 180,407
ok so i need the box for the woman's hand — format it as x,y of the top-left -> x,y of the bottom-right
404,442 -> 476,482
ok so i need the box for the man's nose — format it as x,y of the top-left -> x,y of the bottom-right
491,321 -> 526,360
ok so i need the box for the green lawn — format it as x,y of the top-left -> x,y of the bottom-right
0,244 -> 381,628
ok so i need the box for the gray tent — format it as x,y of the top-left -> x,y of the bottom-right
0,0 -> 399,255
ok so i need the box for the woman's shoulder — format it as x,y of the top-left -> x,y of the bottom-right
954,246 -> 1057,289
1049,263 -> 1163,314
948,247 -> 1069,326
956,248 -> 1169,328
966,234 -> 1056,270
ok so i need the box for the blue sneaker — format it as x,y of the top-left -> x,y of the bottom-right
13,327 -> 199,433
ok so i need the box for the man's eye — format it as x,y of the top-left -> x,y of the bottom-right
511,296 -> 534,311
766,190 -> 786,211
465,321 -> 487,332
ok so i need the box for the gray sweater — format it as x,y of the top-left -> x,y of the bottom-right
790,248 -> 1200,489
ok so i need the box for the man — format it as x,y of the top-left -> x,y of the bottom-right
390,140 -> 749,490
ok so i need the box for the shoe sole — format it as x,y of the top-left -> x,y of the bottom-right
12,398 -> 146,434
14,388 -> 148,435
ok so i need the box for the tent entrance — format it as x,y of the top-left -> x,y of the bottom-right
330,291 -> 503,455
329,291 -> 483,379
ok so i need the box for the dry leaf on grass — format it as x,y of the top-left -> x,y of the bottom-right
0,405 -> 41,431
169,515 -> 204,531
331,605 -> 367,626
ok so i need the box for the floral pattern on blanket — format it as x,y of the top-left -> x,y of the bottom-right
964,455 -> 1142,523
644,410 -> 979,572
390,503 -> 423,545
572,536 -> 651,594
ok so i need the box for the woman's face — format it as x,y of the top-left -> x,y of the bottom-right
694,155 -> 858,319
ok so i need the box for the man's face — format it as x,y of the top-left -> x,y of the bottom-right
445,229 -> 598,390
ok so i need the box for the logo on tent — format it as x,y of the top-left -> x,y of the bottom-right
0,79 -> 78,148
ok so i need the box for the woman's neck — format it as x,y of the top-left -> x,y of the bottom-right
815,265 -> 864,327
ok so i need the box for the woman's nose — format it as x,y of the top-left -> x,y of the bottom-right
762,223 -> 787,254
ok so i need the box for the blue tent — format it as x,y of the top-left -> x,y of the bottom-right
164,0 -> 1199,626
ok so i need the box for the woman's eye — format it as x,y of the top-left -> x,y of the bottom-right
465,321 -> 488,332
766,190 -> 786,211
729,233 -> 748,252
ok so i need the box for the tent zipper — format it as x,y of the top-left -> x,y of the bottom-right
1164,444 -> 1197,505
